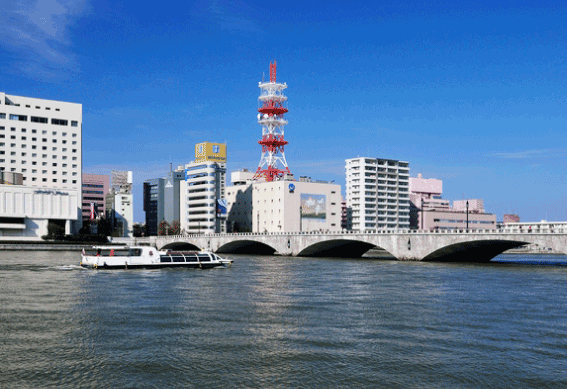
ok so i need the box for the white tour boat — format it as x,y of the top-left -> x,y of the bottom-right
80,246 -> 233,270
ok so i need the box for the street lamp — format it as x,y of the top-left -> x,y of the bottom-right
421,197 -> 424,230
466,200 -> 469,230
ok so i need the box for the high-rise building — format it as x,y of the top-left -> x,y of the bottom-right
106,171 -> 133,237
143,170 -> 184,235
345,157 -> 410,231
0,92 -> 82,238
179,142 -> 227,234
81,174 -> 109,223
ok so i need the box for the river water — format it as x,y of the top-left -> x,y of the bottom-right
1,251 -> 567,388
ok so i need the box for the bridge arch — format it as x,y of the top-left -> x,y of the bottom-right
216,239 -> 277,255
160,241 -> 201,251
297,239 -> 391,258
422,239 -> 527,262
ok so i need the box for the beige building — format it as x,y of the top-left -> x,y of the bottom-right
226,174 -> 342,233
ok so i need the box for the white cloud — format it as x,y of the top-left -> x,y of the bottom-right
0,0 -> 90,78
491,149 -> 552,159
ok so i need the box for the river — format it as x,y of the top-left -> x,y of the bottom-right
1,251 -> 567,388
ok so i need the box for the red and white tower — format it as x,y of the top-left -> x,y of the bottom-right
253,61 -> 292,181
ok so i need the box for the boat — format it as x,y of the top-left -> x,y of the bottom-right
80,246 -> 233,270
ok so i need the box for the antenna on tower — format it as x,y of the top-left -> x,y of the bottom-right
270,60 -> 277,82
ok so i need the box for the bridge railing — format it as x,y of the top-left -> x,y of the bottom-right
152,227 -> 566,240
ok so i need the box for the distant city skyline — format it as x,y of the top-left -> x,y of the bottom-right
2,0 -> 565,223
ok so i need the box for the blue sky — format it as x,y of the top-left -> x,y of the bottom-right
1,0 -> 566,223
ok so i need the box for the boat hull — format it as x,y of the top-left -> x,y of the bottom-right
80,262 -> 226,270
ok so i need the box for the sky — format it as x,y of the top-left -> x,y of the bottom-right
1,0 -> 566,223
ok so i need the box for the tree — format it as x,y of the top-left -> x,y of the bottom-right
170,220 -> 180,235
158,220 -> 170,236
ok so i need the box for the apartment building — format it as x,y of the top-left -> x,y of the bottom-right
345,157 -> 410,231
0,92 -> 82,237
179,142 -> 227,234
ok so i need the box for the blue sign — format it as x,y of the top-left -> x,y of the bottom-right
289,183 -> 295,193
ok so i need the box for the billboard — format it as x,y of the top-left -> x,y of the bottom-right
216,199 -> 227,218
195,142 -> 227,163
300,194 -> 326,222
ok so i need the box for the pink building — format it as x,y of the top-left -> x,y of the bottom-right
503,214 -> 520,224
410,174 -> 496,230
82,174 -> 110,223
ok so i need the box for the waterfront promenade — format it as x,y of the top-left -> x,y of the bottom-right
114,227 -> 567,262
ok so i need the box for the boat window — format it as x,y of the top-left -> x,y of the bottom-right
185,254 -> 198,262
172,256 -> 185,262
160,256 -> 172,263
197,254 -> 211,262
130,249 -> 142,256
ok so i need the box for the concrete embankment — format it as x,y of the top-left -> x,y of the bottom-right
0,243 -> 89,251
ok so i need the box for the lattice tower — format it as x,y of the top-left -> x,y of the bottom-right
253,61 -> 292,181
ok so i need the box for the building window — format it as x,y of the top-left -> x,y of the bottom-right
51,119 -> 68,126
71,121 -> 78,127
31,116 -> 48,123
9,114 -> 27,121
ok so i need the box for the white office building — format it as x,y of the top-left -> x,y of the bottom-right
179,160 -> 227,234
0,92 -> 82,238
345,157 -> 410,231
226,173 -> 342,233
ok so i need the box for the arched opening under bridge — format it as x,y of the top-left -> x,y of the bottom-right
298,239 -> 386,258
160,242 -> 202,251
216,240 -> 277,255
422,240 -> 527,262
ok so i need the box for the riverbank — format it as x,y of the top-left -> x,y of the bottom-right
0,241 -> 123,251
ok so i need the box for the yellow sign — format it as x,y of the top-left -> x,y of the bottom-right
195,142 -> 227,163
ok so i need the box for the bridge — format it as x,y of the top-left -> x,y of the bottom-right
112,226 -> 567,262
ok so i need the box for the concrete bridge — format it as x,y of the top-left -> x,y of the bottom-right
113,227 -> 567,262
